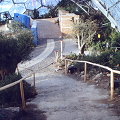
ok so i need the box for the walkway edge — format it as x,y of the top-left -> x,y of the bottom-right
18,39 -> 55,71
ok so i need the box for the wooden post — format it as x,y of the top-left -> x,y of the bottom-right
65,60 -> 68,74
84,62 -> 87,83
20,81 -> 25,109
33,73 -> 36,94
110,71 -> 114,100
16,66 -> 19,75
54,50 -> 59,62
17,66 -> 25,109
61,40 -> 63,60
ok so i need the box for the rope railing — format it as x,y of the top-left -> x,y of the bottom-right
0,73 -> 33,92
65,59 -> 120,100
1,58 -> 119,109
0,66 -> 36,109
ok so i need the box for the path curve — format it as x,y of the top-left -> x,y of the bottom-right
18,39 -> 55,71
19,18 -> 120,120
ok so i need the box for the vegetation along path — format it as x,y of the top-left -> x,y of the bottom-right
19,18 -> 120,120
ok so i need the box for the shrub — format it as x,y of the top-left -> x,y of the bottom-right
0,73 -> 34,107
109,50 -> 120,70
65,50 -> 113,72
0,21 -> 35,80
74,62 -> 84,72
66,53 -> 78,60
65,49 -> 120,76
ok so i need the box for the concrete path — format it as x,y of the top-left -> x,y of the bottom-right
37,18 -> 62,39
19,18 -> 120,120
19,18 -> 62,76
26,64 -> 120,120
18,39 -> 55,71
63,39 -> 79,55
18,18 -> 79,72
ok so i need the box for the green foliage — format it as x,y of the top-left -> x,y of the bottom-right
57,0 -> 84,14
73,19 -> 98,39
92,24 -> 120,52
74,62 -> 84,72
0,21 -> 35,77
66,53 -> 77,60
115,88 -> 120,95
33,9 -> 39,19
42,5 -> 58,18
65,49 -> 120,72
0,73 -> 34,107
109,50 -> 120,70
3,12 -> 9,20
8,21 -> 26,33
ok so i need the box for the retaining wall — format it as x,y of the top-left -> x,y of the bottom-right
59,10 -> 79,36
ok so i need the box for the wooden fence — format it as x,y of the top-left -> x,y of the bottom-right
0,66 -> 36,109
0,58 -> 119,109
65,59 -> 120,100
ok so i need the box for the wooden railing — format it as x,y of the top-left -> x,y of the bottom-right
65,59 -> 120,100
0,59 -> 119,109
0,66 -> 36,109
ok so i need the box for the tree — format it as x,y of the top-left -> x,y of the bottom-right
0,0 -> 4,3
3,12 -> 9,20
33,9 -> 39,19
57,0 -> 84,15
47,4 -> 58,18
73,18 -> 98,54
0,21 -> 35,80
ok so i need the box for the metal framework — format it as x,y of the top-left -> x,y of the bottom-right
0,0 -> 60,20
0,0 -> 120,31
70,0 -> 120,32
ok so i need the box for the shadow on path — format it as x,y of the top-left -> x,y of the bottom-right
18,104 -> 46,120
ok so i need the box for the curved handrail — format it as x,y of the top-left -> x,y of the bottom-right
0,72 -> 33,91
65,59 -> 120,100
0,66 -> 35,109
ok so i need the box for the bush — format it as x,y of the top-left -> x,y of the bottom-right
0,73 -> 35,107
66,53 -> 78,60
65,50 -> 120,76
109,50 -> 120,70
74,62 -> 84,72
65,50 -> 113,72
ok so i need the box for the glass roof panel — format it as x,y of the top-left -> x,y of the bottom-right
25,0 -> 41,10
1,0 -> 119,31
43,0 -> 60,6
9,4 -> 26,17
99,0 -> 120,30
38,7 -> 49,16
0,0 -> 61,17
0,0 -> 13,12
13,0 -> 28,3
89,0 -> 120,31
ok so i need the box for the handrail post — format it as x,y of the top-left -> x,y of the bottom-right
20,81 -> 25,109
17,66 -> 25,109
61,40 -> 63,60
110,71 -> 114,100
16,66 -> 19,75
84,62 -> 87,83
54,50 -> 59,62
33,73 -> 36,94
65,59 -> 68,74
